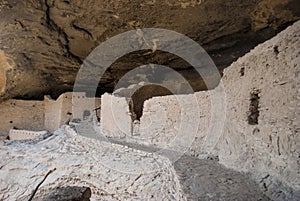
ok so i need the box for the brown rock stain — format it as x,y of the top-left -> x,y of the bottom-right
0,50 -> 13,96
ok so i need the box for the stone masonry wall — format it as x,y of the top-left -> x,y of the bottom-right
72,92 -> 101,122
141,21 -> 300,199
44,95 -> 63,132
218,20 -> 300,199
0,92 -> 101,134
0,99 -> 44,134
100,21 -> 300,199
100,93 -> 131,138
45,92 -> 101,132
9,129 -> 48,140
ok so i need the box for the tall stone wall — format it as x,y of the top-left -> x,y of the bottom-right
141,21 -> 300,199
44,93 -> 73,132
72,92 -> 101,121
217,20 -> 300,199
100,93 -> 131,138
0,92 -> 101,134
100,21 -> 300,199
44,95 -> 63,132
45,92 -> 101,132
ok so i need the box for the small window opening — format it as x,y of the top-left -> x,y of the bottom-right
274,45 -> 279,56
240,67 -> 245,76
248,89 -> 260,125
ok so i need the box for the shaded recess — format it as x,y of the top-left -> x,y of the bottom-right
248,89 -> 260,125
0,0 -> 299,101
129,84 -> 173,120
95,49 -> 216,97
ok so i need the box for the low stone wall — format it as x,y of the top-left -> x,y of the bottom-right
9,129 -> 48,140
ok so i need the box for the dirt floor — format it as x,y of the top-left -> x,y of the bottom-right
174,155 -> 269,201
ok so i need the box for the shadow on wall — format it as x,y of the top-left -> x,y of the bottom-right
130,85 -> 172,121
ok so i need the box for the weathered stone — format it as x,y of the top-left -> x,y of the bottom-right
0,50 -> 13,97
0,92 -> 101,134
100,93 -> 132,138
101,21 -> 300,200
9,129 -> 48,140
42,186 -> 91,201
0,134 -> 8,141
0,126 -> 185,200
0,0 -> 299,100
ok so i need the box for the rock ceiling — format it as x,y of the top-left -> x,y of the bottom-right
0,0 -> 299,100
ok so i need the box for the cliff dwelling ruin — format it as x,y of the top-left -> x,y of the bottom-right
0,0 -> 300,200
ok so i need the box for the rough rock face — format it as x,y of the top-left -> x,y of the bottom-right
0,50 -> 13,96
42,186 -> 92,201
0,0 -> 299,100
0,126 -> 185,200
0,126 -> 272,201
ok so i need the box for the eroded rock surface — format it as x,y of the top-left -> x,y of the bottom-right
0,126 -> 185,200
0,0 -> 299,100
0,126 -> 271,201
42,186 -> 91,201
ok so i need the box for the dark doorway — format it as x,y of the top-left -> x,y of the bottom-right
130,85 -> 172,120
